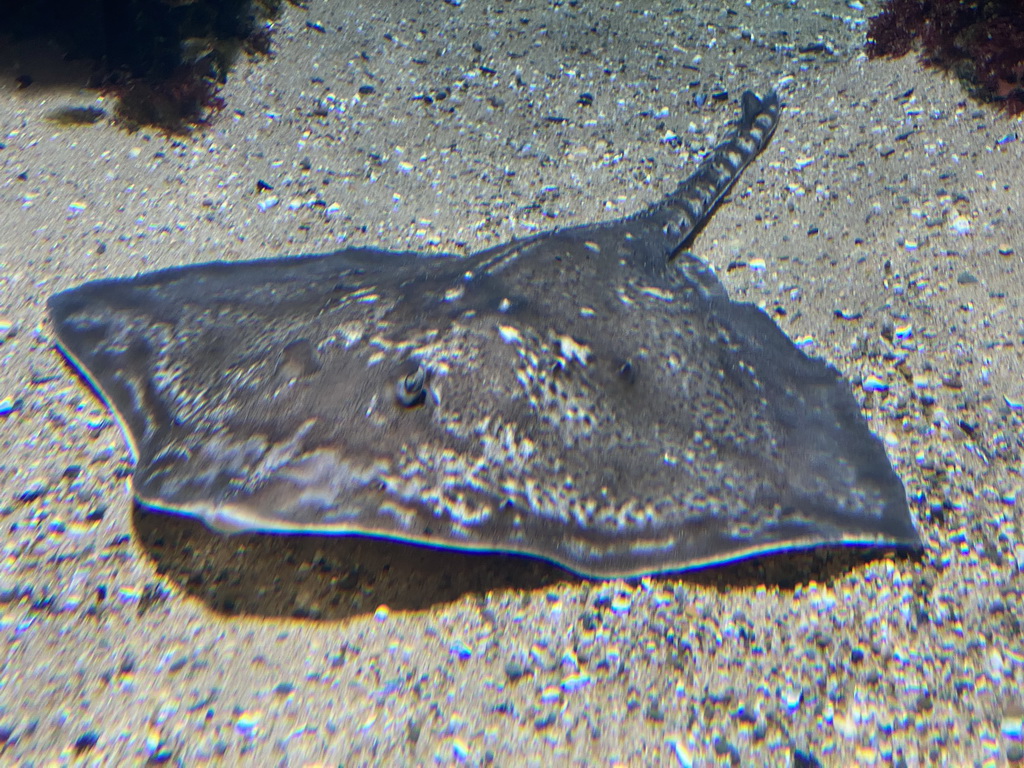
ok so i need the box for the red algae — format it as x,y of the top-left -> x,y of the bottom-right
866,0 -> 1024,115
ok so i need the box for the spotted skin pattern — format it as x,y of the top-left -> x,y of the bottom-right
48,91 -> 920,577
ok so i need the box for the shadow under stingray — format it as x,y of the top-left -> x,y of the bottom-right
132,504 -> 569,619
132,504 -> 922,621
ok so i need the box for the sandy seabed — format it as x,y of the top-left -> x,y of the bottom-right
1,0 -> 1023,765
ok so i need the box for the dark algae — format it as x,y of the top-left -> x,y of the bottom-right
865,0 -> 1024,114
0,0 -> 281,132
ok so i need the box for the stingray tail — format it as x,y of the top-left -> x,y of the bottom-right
636,90 -> 781,258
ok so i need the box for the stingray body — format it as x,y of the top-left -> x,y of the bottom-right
49,91 -> 920,577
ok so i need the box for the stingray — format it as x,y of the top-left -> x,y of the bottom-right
48,91 -> 920,577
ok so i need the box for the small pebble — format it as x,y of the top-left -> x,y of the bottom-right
73,731 -> 99,754
235,709 -> 261,733
610,592 -> 632,614
862,375 -> 889,393
504,660 -> 525,681
714,737 -> 740,764
707,689 -> 733,705
540,685 -> 560,703
942,372 -> 963,389
534,713 -> 555,730
561,673 -> 591,692
16,484 -> 48,503
645,700 -> 665,722
407,719 -> 421,743
85,506 -> 106,523
0,582 -> 33,603
781,686 -> 802,710
734,704 -> 758,724
148,738 -> 173,763
948,214 -> 971,235
793,749 -> 822,768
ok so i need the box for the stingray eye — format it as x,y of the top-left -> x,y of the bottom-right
395,364 -> 428,407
